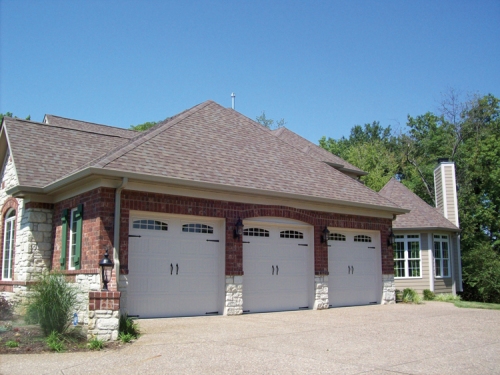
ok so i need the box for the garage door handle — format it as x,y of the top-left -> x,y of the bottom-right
170,263 -> 173,275
206,239 -> 219,242
272,265 -> 274,275
276,265 -> 279,275
352,265 -> 354,274
176,263 -> 179,275
298,244 -> 308,246
368,246 -> 375,249
129,235 -> 141,238
348,265 -> 351,274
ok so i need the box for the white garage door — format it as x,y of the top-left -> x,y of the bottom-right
243,219 -> 313,313
328,230 -> 381,307
127,213 -> 224,318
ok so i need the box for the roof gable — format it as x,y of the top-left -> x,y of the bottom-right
3,117 -> 130,187
379,178 -> 458,231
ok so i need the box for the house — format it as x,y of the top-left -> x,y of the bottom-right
0,100 -> 410,340
378,163 -> 462,295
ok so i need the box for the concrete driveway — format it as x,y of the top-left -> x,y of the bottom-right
1,301 -> 499,374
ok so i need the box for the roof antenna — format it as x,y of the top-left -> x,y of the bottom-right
231,92 -> 235,109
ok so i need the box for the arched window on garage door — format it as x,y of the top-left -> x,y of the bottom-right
132,219 -> 168,231
280,230 -> 303,239
182,223 -> 214,234
354,235 -> 372,242
243,228 -> 270,237
328,233 -> 346,241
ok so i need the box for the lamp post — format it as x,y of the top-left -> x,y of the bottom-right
99,246 -> 114,291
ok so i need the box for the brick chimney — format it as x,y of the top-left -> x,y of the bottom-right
433,159 -> 459,227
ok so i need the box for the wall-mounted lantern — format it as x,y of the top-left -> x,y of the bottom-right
234,218 -> 244,239
387,230 -> 395,247
99,246 -> 114,291
321,226 -> 330,244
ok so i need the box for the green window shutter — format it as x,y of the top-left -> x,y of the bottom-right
74,204 -> 83,270
60,209 -> 69,270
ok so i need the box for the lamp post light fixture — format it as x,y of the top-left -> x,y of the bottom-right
387,230 -> 395,247
234,218 -> 244,239
99,246 -> 114,292
321,226 -> 330,244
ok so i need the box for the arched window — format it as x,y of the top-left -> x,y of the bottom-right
2,209 -> 16,280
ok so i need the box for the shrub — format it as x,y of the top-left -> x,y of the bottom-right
119,314 -> 140,339
402,288 -> 422,304
423,289 -> 435,301
434,293 -> 461,302
46,330 -> 65,352
87,337 -> 104,350
5,340 -> 19,348
0,295 -> 14,320
25,272 -> 77,336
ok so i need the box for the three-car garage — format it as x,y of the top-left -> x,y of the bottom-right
125,212 -> 383,318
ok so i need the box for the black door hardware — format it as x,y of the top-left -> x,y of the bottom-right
206,239 -> 219,242
170,263 -> 173,275
128,235 -> 141,238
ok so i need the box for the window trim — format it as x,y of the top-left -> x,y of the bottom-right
394,234 -> 422,279
434,234 -> 451,278
2,209 -> 16,280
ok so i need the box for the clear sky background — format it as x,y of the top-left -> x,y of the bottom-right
1,0 -> 499,143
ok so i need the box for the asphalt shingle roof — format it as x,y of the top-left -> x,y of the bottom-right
379,178 -> 458,231
3,101 -> 403,211
271,127 -> 366,175
3,117 -> 130,187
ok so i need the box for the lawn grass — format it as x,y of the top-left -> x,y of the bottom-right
452,300 -> 500,310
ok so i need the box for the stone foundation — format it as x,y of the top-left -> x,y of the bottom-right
313,275 -> 329,309
88,291 -> 120,341
382,274 -> 396,304
224,275 -> 243,315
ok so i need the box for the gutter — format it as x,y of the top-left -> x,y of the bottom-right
113,177 -> 128,289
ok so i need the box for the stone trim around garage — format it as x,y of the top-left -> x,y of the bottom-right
382,274 -> 396,304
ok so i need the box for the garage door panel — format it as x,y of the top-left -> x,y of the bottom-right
329,231 -> 381,308
243,223 -> 312,313
127,215 -> 222,318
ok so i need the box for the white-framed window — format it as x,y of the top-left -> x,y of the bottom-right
68,208 -> 78,270
182,223 -> 213,234
2,209 -> 16,280
133,219 -> 168,231
434,235 -> 450,277
354,235 -> 372,242
243,228 -> 269,237
394,234 -> 421,278
280,230 -> 303,239
328,233 -> 346,242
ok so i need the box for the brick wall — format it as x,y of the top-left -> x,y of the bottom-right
52,187 -> 115,272
119,190 -> 394,275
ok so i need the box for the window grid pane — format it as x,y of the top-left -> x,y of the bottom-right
243,228 -> 270,237
329,233 -> 346,241
280,230 -> 303,239
354,235 -> 372,242
182,223 -> 214,234
133,219 -> 168,231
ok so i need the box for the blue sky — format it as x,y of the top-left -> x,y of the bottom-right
1,0 -> 499,143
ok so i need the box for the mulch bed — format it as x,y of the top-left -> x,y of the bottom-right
0,319 -> 125,354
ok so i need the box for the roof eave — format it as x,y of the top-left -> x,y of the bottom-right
393,226 -> 461,233
36,167 -> 408,215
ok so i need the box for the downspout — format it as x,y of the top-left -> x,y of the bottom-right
113,177 -> 128,289
456,233 -> 463,292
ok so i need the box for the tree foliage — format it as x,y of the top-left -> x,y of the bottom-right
255,111 -> 286,130
0,112 -> 31,123
129,121 -> 158,131
319,92 -> 500,303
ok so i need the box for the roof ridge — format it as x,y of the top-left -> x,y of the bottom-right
45,114 -> 136,133
91,101 -> 213,169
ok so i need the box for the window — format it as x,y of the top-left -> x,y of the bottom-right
182,223 -> 213,234
243,228 -> 269,237
133,219 -> 168,231
354,235 -> 372,242
328,233 -> 346,241
2,209 -> 15,280
68,205 -> 83,270
434,235 -> 450,277
394,234 -> 421,278
280,230 -> 303,239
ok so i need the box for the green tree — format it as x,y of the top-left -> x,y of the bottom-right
0,112 -> 30,123
130,121 -> 158,131
255,111 -> 286,130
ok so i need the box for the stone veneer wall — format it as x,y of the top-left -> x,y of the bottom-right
224,276 -> 243,315
382,274 -> 396,304
88,291 -> 120,341
314,275 -> 329,309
